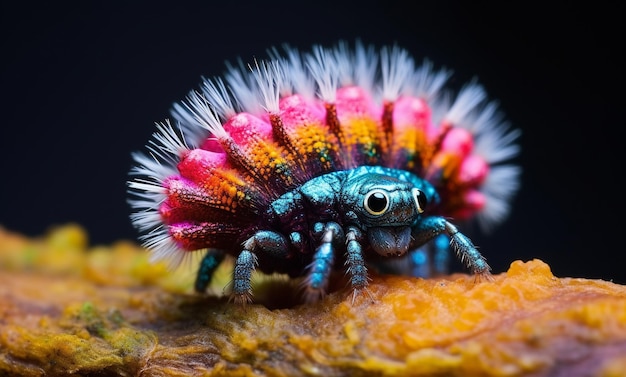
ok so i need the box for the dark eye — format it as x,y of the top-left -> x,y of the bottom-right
412,188 -> 427,213
364,189 -> 389,215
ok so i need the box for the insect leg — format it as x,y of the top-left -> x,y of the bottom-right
195,249 -> 226,293
231,231 -> 289,305
345,225 -> 373,303
303,222 -> 342,302
412,217 -> 492,280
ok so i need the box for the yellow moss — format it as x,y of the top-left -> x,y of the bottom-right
1,225 -> 626,376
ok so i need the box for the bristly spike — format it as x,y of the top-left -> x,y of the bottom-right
444,82 -> 487,126
332,40 -> 356,87
380,45 -> 415,101
142,230 -> 187,268
306,45 -> 338,102
352,40 -> 377,96
224,58 -> 262,115
249,58 -> 281,114
478,165 -> 522,230
269,44 -> 316,100
127,119 -> 185,241
470,103 -> 522,164
441,82 -> 521,172
128,148 -> 186,267
266,55 -> 293,98
171,90 -> 228,139
151,120 -> 190,156
380,100 -> 395,161
410,59 -> 452,100
200,77 -> 238,120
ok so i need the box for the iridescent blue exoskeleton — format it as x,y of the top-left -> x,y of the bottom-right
195,166 -> 490,303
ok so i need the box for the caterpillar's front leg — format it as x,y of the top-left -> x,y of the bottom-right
231,231 -> 289,305
345,225 -> 373,303
302,222 -> 343,302
412,217 -> 492,281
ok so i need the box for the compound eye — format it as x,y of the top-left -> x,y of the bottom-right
413,188 -> 427,213
364,189 -> 389,215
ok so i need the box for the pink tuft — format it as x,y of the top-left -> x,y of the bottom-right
278,94 -> 326,130
158,201 -> 174,222
458,155 -> 489,185
441,128 -> 474,158
335,86 -> 380,121
392,96 -> 432,133
464,189 -> 486,211
199,138 -> 224,152
452,190 -> 486,219
177,149 -> 229,182
223,113 -> 273,146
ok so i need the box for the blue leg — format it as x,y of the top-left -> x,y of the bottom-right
195,249 -> 226,293
231,231 -> 289,305
412,217 -> 491,279
231,249 -> 257,305
345,225 -> 373,303
303,222 -> 342,302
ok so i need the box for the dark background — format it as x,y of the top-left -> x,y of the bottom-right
1,2 -> 623,283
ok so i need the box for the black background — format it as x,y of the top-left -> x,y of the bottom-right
1,2 -> 623,283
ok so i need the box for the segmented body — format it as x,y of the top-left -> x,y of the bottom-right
128,41 -> 521,304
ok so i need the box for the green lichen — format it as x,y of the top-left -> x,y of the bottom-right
0,300 -> 157,376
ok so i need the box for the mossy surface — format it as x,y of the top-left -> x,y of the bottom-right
1,224 -> 625,376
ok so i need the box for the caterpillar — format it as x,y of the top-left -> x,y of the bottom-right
128,41 -> 521,304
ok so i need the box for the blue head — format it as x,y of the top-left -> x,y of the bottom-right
340,167 -> 439,257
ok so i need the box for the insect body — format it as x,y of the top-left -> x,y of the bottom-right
128,41 -> 520,304
224,165 -> 489,303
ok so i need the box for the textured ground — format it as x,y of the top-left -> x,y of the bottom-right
1,224 -> 625,376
